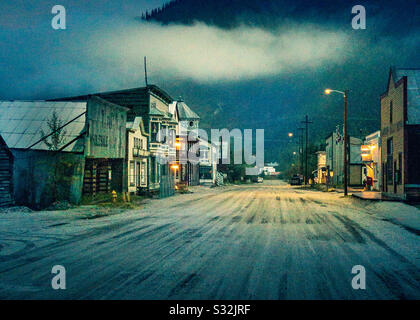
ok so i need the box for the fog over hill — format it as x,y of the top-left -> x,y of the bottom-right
0,0 -> 418,167
139,0 -> 419,166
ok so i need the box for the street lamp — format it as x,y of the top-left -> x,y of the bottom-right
288,132 -> 293,137
325,88 -> 349,196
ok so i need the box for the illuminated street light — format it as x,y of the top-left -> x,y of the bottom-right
288,132 -> 293,137
324,88 -> 349,196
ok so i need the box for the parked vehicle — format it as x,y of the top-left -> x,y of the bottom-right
251,176 -> 264,183
289,175 -> 302,186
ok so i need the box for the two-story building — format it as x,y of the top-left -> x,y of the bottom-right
325,131 -> 364,186
315,151 -> 327,184
380,67 -> 420,200
198,138 -> 218,185
170,99 -> 200,187
126,117 -> 150,194
54,85 -> 178,196
361,131 -> 381,191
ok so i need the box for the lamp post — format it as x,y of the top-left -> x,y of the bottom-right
325,89 -> 349,196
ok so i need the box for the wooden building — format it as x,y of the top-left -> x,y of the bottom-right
0,135 -> 13,207
126,117 -> 150,194
170,99 -> 201,187
325,132 -> 364,186
0,97 -> 128,208
54,85 -> 177,197
361,131 -> 381,191
198,138 -> 218,185
380,67 -> 420,200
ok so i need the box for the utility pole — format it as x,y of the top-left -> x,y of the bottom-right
144,56 -> 148,87
301,115 -> 313,184
297,128 -> 305,176
343,90 -> 348,196
324,88 -> 349,195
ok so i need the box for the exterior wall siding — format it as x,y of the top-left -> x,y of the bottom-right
380,73 -> 406,196
0,140 -> 13,207
11,149 -> 85,208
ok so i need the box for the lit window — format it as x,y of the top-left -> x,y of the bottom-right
130,161 -> 135,186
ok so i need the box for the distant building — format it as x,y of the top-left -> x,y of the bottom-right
262,164 -> 277,176
361,131 -> 381,191
198,138 -> 218,185
325,132 -> 364,186
315,151 -> 327,184
380,67 -> 420,200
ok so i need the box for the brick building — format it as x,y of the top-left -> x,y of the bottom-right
380,67 -> 420,200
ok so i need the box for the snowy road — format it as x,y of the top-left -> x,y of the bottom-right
1,180 -> 420,299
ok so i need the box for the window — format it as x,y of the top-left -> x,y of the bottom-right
140,160 -> 147,185
386,138 -> 393,185
387,138 -> 393,156
151,122 -> 159,142
168,129 -> 175,147
390,101 -> 393,124
151,157 -> 156,183
398,152 -> 403,185
161,125 -> 168,143
129,161 -> 135,186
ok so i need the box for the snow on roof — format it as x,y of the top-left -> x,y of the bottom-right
0,101 -> 86,152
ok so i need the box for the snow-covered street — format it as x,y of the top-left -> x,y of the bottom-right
1,180 -> 420,299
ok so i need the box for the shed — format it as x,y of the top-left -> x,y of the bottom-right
0,135 -> 13,207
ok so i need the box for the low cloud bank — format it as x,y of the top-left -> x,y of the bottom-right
98,21 -> 350,82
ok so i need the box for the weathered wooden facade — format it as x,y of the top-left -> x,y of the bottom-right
325,133 -> 364,186
0,135 -> 13,207
82,97 -> 128,196
126,117 -> 150,194
0,98 -> 128,208
56,85 -> 178,196
381,67 -> 420,200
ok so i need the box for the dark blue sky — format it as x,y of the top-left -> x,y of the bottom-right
1,0 -> 419,162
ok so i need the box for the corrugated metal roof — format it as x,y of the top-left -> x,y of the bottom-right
176,101 -> 200,120
0,101 -> 86,152
394,68 -> 420,124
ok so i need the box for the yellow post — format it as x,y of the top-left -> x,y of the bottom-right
111,190 -> 117,203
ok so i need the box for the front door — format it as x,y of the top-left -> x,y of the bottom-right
394,161 -> 397,193
137,161 -> 141,187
